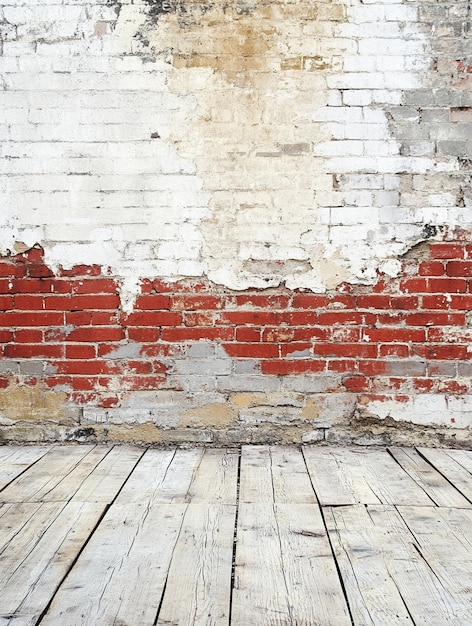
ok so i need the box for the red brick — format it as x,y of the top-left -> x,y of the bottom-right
0,263 -> 25,278
27,264 -> 54,278
280,342 -> 312,356
91,312 -> 119,325
140,344 -> 183,357
291,294 -> 329,308
66,311 -> 92,325
17,247 -> 44,263
0,296 -> 13,310
316,311 -> 366,325
14,329 -> 43,343
262,327 -> 295,342
236,327 -> 261,342
399,278 -> 428,293
428,278 -> 467,293
406,312 -> 465,326
185,312 -> 215,326
450,295 -> 472,309
135,294 -> 172,310
55,360 -> 122,375
422,295 -> 449,309
411,344 -> 467,360
126,360 -> 154,374
362,328 -> 426,342
171,295 -> 224,311
71,377 -> 98,391
45,376 -> 72,388
10,278 -> 70,294
66,327 -> 124,342
0,376 -> 9,389
4,344 -> 63,358
413,378 -> 435,392
14,295 -> 45,310
313,343 -> 377,358
98,395 -> 121,408
327,359 -> 357,373
223,343 -> 280,358
217,311 -> 282,326
430,243 -> 465,259
124,311 -> 182,326
127,327 -> 161,342
0,330 -> 13,343
446,261 -> 472,277
287,312 -> 318,325
236,294 -> 291,308
418,261 -> 445,276
0,311 -> 64,326
375,312 -> 407,325
390,296 -> 419,310
356,295 -> 392,309
66,345 -> 97,359
45,295 -> 120,311
329,328 -> 361,342
379,344 -> 410,358
71,279 -> 119,294
438,380 -> 469,394
357,360 -> 387,375
261,359 -> 326,375
0,279 -> 13,294
343,376 -> 371,392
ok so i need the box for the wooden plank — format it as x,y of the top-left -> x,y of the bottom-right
232,503 -> 351,626
327,504 -> 471,625
40,502 -> 187,626
0,503 -> 43,552
115,448 -> 203,504
0,446 -> 96,503
389,448 -> 471,508
0,500 -> 104,621
187,448 -> 239,504
397,506 -> 472,606
418,448 -> 472,503
239,445 -> 317,503
71,445 -> 143,502
0,446 -> 51,491
303,447 -> 434,506
156,503 -> 236,626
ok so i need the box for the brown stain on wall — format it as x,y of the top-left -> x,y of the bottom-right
0,383 -> 71,424
139,0 -> 350,290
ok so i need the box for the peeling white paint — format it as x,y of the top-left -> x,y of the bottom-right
1,0 -> 471,309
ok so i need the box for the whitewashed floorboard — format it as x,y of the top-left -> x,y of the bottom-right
0,446 -> 51,491
304,447 -> 435,506
389,447 -> 472,508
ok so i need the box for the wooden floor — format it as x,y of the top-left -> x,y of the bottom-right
1,445 -> 472,625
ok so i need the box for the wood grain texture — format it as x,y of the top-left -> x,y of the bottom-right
389,447 -> 472,508
304,446 -> 434,506
0,444 -> 471,625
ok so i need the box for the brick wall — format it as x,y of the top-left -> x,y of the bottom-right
1,239 -> 472,446
1,0 -> 472,444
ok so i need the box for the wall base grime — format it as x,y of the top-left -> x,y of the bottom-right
1,236 -> 472,447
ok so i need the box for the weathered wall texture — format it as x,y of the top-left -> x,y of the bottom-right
0,0 -> 472,445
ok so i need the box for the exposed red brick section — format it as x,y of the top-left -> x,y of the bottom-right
1,241 -> 472,412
